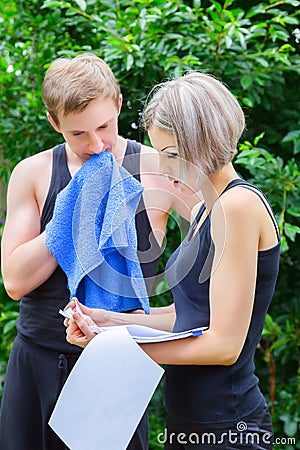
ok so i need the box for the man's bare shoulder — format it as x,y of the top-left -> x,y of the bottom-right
11,148 -> 53,177
8,149 -> 54,204
140,143 -> 157,154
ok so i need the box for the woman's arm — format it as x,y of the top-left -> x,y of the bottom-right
66,307 -> 176,348
139,190 -> 261,365
149,304 -> 175,315
67,190 -> 261,365
66,298 -> 176,331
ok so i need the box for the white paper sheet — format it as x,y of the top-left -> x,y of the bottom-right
90,323 -> 206,342
49,327 -> 164,450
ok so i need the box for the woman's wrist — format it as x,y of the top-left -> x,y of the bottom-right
91,309 -> 137,327
109,311 -> 132,326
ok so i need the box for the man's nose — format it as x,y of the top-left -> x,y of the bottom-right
88,133 -> 104,153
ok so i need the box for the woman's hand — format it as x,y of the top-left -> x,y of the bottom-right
66,311 -> 96,348
64,297 -> 113,327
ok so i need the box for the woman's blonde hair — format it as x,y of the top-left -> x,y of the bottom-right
143,72 -> 245,175
42,53 -> 120,126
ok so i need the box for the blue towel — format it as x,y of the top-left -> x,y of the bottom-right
46,151 -> 149,313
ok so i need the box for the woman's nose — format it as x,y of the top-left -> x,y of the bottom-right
159,155 -> 172,177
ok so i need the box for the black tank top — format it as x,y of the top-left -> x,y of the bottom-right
164,179 -> 280,426
122,140 -> 162,292
17,140 -> 160,353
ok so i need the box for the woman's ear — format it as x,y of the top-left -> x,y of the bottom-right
47,112 -> 61,133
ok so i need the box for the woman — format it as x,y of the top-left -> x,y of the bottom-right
66,72 -> 280,449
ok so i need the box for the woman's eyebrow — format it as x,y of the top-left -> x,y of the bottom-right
160,146 -> 177,152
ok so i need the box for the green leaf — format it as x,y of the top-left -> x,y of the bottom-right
74,0 -> 86,11
286,0 -> 300,6
254,132 -> 265,146
225,35 -> 232,48
282,130 -> 300,143
241,75 -> 253,90
247,6 -> 265,18
283,16 -> 299,26
126,53 -> 134,71
287,207 -> 300,218
284,223 -> 300,242
280,236 -> 289,254
241,97 -> 254,107
294,140 -> 300,155
41,0 -> 70,8
256,57 -> 269,68
284,420 -> 298,437
241,75 -> 252,89
263,314 -> 282,335
3,319 -> 17,335
193,0 -> 201,9
270,337 -> 289,351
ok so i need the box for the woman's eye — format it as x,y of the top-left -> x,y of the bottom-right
167,153 -> 178,159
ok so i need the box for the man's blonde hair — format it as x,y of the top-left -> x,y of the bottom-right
143,72 -> 245,175
42,53 -> 120,126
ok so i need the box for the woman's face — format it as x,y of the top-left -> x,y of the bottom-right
148,126 -> 203,194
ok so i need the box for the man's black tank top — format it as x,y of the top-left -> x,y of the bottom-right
17,140 -> 161,353
164,179 -> 280,427
122,141 -> 162,291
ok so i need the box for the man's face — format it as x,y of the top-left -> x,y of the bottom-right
49,95 -> 122,163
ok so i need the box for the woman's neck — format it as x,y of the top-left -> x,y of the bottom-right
200,163 -> 239,212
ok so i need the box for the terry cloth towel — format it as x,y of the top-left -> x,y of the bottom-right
46,150 -> 149,313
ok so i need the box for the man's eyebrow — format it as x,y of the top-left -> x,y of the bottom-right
68,118 -> 112,133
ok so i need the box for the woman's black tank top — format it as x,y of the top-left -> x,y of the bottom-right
17,140 -> 160,353
164,179 -> 280,427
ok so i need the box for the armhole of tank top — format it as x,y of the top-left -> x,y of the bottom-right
190,202 -> 206,228
186,202 -> 206,242
123,139 -> 141,182
40,147 -> 56,226
235,184 -> 280,242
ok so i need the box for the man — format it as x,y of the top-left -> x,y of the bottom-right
0,53 -> 198,450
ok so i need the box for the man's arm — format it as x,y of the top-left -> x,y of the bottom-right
1,156 -> 58,300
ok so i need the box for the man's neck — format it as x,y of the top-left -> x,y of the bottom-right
113,135 -> 127,164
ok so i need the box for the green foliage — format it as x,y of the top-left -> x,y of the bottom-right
148,379 -> 166,450
236,134 -> 300,253
0,1 -> 299,447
